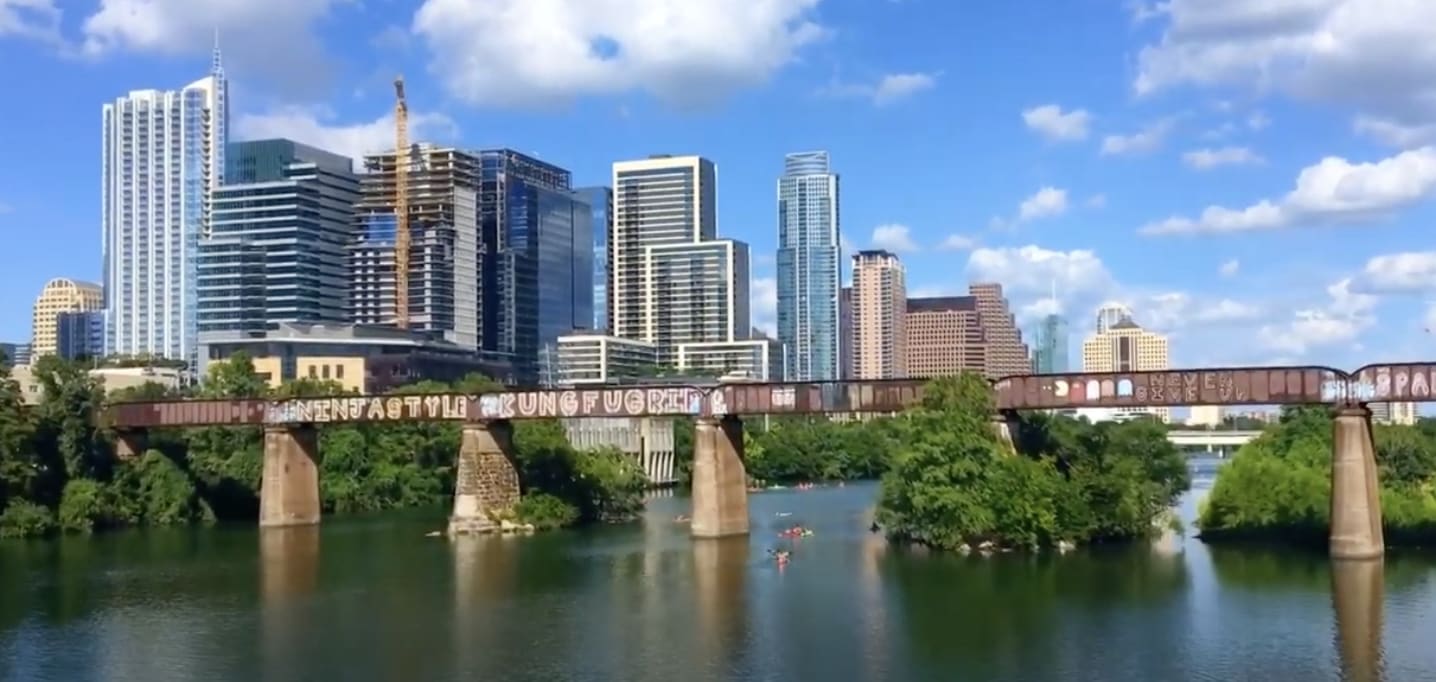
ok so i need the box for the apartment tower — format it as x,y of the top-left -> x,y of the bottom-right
776,151 -> 841,381
851,250 -> 906,379
102,45 -> 228,363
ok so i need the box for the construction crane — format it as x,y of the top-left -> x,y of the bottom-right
393,75 -> 410,330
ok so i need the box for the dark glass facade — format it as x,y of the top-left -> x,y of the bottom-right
56,311 -> 105,360
576,186 -> 611,331
479,150 -> 592,382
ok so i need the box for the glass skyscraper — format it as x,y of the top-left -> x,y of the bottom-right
199,139 -> 358,335
102,45 -> 228,365
776,151 -> 841,381
1031,313 -> 1070,373
479,150 -> 592,381
576,186 -> 612,332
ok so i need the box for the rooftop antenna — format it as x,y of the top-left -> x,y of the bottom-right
211,26 -> 223,73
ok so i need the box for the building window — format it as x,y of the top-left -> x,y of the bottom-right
336,364 -> 344,380
308,365 -> 317,379
322,365 -> 330,380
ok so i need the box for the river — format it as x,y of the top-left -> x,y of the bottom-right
2,457 -> 1435,681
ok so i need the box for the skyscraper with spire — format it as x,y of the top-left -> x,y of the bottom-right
102,39 -> 229,365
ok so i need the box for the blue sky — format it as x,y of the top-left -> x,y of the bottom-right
3,0 -> 1436,372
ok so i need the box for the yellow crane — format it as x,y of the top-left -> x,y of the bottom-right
393,75 -> 410,330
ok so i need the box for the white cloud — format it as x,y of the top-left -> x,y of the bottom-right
751,276 -> 777,337
415,0 -> 829,109
1086,194 -> 1108,209
1354,116 -> 1436,149
1101,119 -> 1175,156
839,234 -> 857,255
1218,259 -> 1240,277
910,284 -> 962,299
1020,296 -> 1063,319
1182,146 -> 1264,170
1021,104 -> 1092,141
966,245 -> 1113,298
938,234 -> 976,251
821,71 -> 939,107
1352,251 -> 1436,294
1140,146 -> 1436,235
1258,278 -> 1378,356
234,107 -> 459,170
870,223 -> 918,252
80,0 -> 343,93
0,0 -> 61,43
1017,187 -> 1069,221
1134,0 -> 1436,132
1247,111 -> 1271,131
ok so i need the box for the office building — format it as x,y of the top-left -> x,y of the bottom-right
56,311 -> 105,361
1095,303 -> 1132,334
776,151 -> 841,381
610,155 -> 717,341
102,45 -> 228,364
198,321 -> 514,393
349,145 -> 481,351
1030,313 -> 1069,374
1370,402 -> 1417,426
851,250 -> 906,379
839,286 -> 853,379
8,365 -> 185,406
904,285 -> 1030,380
0,343 -> 26,368
1187,405 -> 1224,427
577,186 -> 613,331
553,333 -> 659,386
905,296 -> 984,378
478,150 -> 593,380
971,283 -> 1031,379
199,139 -> 359,336
31,278 -> 103,359
677,337 -> 785,381
1082,312 -> 1171,422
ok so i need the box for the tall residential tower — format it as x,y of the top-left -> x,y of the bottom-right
851,250 -> 906,379
102,45 -> 229,364
776,151 -> 841,381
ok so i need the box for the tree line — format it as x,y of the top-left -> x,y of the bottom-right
1198,405 -> 1436,545
0,353 -> 648,538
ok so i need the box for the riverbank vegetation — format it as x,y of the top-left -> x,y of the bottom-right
1197,405 -> 1436,546
0,354 -> 645,539
876,373 -> 1190,552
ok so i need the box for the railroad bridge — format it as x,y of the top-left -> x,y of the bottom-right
103,363 -> 1436,559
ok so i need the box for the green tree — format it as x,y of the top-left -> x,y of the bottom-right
31,356 -> 107,483
0,364 -> 36,511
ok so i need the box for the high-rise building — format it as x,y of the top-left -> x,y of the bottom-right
1082,312 -> 1171,422
576,186 -> 613,331
56,311 -> 105,361
644,240 -> 750,355
839,286 -> 853,380
1094,303 -> 1132,334
1030,313 -> 1070,374
1,344 -> 32,367
904,284 -> 1031,380
349,145 -> 481,351
31,278 -> 103,360
851,250 -> 906,379
198,139 -> 358,336
610,155 -> 717,341
776,151 -> 841,381
102,45 -> 229,364
1187,405 -> 1223,427
478,150 -> 592,380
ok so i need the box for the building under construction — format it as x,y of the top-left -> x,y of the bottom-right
349,144 -> 482,351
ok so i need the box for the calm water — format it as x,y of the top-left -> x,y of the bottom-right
3,458 -> 1435,681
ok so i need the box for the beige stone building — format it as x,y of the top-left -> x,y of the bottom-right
31,278 -> 103,361
1081,314 -> 1171,422
851,250 -> 906,379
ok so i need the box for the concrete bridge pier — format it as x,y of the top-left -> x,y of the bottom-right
448,420 -> 521,536
1330,406 -> 1385,560
114,429 -> 147,461
1331,558 -> 1385,682
990,412 -> 1018,455
260,425 -> 322,528
691,415 -> 749,539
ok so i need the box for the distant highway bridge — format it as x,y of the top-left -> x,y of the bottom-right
1165,429 -> 1260,455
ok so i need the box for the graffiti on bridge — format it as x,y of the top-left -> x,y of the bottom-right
1322,364 -> 1436,403
263,394 -> 470,424
474,387 -> 722,419
994,368 -> 1325,410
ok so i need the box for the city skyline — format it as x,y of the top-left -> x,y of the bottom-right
4,2 -> 1436,372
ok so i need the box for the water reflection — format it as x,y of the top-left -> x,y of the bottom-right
1331,559 -> 1384,682
259,526 -> 319,681
452,533 -> 519,676
692,537 -> 750,672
